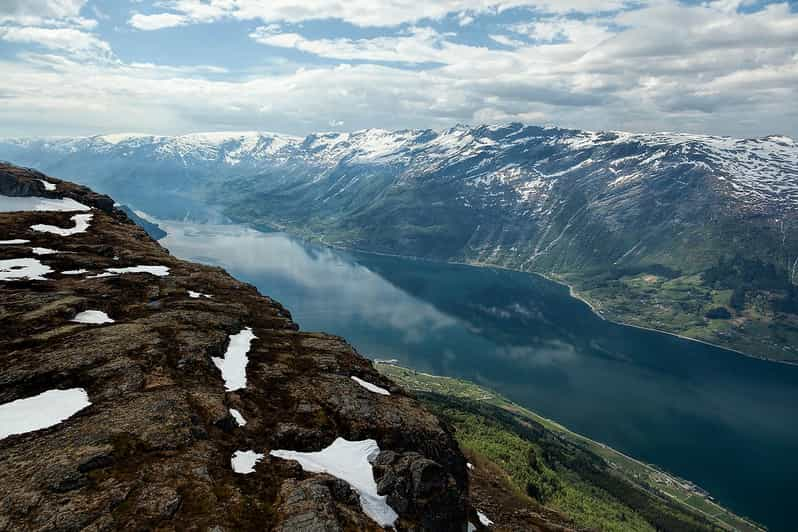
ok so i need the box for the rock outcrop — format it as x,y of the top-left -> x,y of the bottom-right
0,163 -> 469,531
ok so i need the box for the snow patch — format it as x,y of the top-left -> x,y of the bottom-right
31,213 -> 93,236
38,179 -> 56,191
270,437 -> 399,528
89,265 -> 170,278
188,290 -> 212,298
0,195 -> 89,212
107,265 -> 170,276
212,327 -> 257,392
351,376 -> 391,396
31,247 -> 58,255
0,258 -> 52,281
0,239 -> 30,244
230,408 -> 247,426
477,511 -> 493,527
61,269 -> 87,275
231,450 -> 263,474
0,388 -> 90,439
71,310 -> 114,324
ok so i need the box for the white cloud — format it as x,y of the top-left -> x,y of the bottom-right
0,26 -> 112,60
0,0 -> 796,139
128,0 -> 633,29
250,26 -> 454,64
129,12 -> 189,31
0,0 -> 87,24
489,34 -> 525,47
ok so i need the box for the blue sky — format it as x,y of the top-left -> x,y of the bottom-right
0,0 -> 796,137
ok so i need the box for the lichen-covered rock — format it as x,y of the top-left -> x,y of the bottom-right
0,163 -> 468,531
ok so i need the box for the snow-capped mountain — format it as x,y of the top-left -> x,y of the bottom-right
3,123 -> 798,361
2,124 -> 795,215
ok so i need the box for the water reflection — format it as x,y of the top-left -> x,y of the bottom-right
161,220 -> 798,531
162,222 -> 458,344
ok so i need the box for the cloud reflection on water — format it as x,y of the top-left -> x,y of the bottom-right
161,221 -> 458,343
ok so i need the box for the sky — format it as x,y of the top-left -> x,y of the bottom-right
0,0 -> 796,138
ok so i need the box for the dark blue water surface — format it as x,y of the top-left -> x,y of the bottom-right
161,221 -> 798,531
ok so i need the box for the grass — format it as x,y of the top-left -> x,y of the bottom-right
377,363 -> 764,532
563,270 -> 798,364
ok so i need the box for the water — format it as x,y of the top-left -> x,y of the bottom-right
161,220 -> 798,531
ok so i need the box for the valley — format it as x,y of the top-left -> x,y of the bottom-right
157,218 -> 798,531
3,123 -> 796,363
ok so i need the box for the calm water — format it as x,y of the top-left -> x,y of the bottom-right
161,221 -> 798,531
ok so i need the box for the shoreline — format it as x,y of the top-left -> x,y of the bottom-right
310,236 -> 798,367
378,363 -> 765,532
539,272 -> 798,367
184,216 -> 797,367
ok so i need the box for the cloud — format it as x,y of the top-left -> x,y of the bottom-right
0,0 -> 86,24
0,26 -> 112,60
129,12 -> 189,31
250,26 -> 453,64
0,0 -> 796,139
489,34 -> 525,47
128,0 -> 633,29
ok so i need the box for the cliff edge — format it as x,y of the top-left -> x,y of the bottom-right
0,163 -> 477,531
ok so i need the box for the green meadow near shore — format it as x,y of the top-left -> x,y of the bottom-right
376,363 -> 763,532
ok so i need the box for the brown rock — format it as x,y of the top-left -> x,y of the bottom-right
0,163 -> 469,531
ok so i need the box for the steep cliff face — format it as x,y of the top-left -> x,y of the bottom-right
0,163 -> 480,531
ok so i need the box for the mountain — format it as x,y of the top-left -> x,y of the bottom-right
0,163 -> 473,531
2,124 -> 797,362
1,162 -> 758,531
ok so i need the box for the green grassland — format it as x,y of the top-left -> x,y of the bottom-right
562,269 -> 798,364
377,363 -> 764,532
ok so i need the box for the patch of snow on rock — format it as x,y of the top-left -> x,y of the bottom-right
270,437 -> 399,528
0,195 -> 88,212
0,239 -> 30,244
230,408 -> 247,426
38,179 -> 56,191
31,213 -> 93,236
31,247 -> 58,255
89,265 -> 171,278
0,388 -> 90,439
477,510 -> 493,527
0,258 -> 52,281
188,290 -> 212,298
351,376 -> 391,396
61,269 -> 87,275
71,310 -> 114,324
107,265 -> 170,276
212,327 -> 257,392
231,450 -> 263,474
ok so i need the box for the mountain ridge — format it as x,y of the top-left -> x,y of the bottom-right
0,162 -> 480,531
2,122 -> 797,362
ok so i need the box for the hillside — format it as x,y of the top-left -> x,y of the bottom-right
376,364 -> 763,532
2,124 -> 797,362
0,163 -> 487,531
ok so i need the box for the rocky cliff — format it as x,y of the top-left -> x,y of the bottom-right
0,163 -> 507,531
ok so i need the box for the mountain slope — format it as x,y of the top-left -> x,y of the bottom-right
2,124 -> 797,362
0,163 -> 478,531
377,363 -> 763,532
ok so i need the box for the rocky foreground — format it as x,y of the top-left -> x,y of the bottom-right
0,163 -> 578,531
